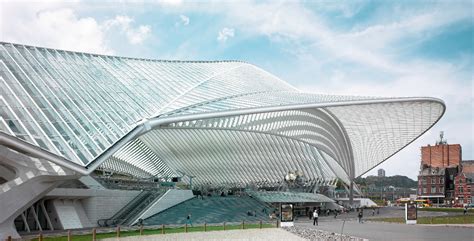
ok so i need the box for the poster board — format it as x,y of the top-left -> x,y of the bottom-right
405,202 -> 417,224
280,203 -> 294,227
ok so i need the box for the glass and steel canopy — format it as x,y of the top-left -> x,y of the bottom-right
0,42 -> 445,187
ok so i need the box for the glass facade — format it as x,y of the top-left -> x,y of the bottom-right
0,42 -> 445,188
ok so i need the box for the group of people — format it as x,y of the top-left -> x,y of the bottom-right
310,208 -> 343,225
310,207 -> 379,225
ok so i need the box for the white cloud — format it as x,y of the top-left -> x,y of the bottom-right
217,27 -> 234,42
179,14 -> 190,25
103,15 -> 152,45
158,0 -> 183,6
0,3 -> 152,54
1,6 -> 112,54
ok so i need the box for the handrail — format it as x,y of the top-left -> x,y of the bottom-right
98,190 -> 151,227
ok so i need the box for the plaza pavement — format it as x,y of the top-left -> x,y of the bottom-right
101,228 -> 306,241
295,207 -> 473,241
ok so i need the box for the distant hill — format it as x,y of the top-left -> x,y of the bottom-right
355,175 -> 417,188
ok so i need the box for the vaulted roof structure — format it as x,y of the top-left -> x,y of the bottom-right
0,42 -> 445,188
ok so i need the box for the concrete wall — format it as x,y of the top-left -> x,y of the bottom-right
45,188 -> 141,228
47,188 -> 141,227
53,200 -> 82,229
81,189 -> 140,227
50,199 -> 94,229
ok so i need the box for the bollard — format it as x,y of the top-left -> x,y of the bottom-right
140,225 -> 144,235
242,220 -> 244,229
204,222 -> 207,232
67,230 -> 72,241
162,224 -> 165,234
185,223 -> 188,233
223,222 -> 226,231
38,232 -> 43,241
117,226 -> 120,238
92,228 -> 96,241
259,220 -> 262,229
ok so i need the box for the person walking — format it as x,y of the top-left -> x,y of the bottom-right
313,209 -> 319,226
358,210 -> 363,223
463,206 -> 468,215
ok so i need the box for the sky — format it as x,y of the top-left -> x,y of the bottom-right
0,0 -> 472,180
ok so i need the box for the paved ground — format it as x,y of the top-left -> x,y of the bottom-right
101,229 -> 306,241
295,207 -> 473,241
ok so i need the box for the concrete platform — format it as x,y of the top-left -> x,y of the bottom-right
101,228 -> 307,241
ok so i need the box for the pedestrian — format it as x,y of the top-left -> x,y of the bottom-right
358,210 -> 363,223
313,209 -> 319,226
372,208 -> 375,216
334,209 -> 338,218
186,213 -> 193,226
377,208 -> 379,215
463,206 -> 468,215
326,209 -> 330,216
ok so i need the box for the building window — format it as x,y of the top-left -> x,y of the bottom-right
459,187 -> 463,193
440,187 -> 444,193
431,178 -> 436,184
422,177 -> 427,184
440,177 -> 443,184
431,186 -> 436,193
423,187 -> 427,193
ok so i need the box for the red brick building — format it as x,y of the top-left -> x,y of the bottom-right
454,172 -> 473,205
418,133 -> 462,205
418,167 -> 445,201
454,161 -> 474,205
461,161 -> 474,173
421,144 -> 461,168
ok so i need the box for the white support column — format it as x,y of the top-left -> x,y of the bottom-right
21,213 -> 30,233
30,206 -> 42,231
40,200 -> 54,231
0,145 -> 77,239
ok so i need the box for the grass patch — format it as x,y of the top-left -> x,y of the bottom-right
29,223 -> 275,240
371,214 -> 474,224
419,207 -> 473,213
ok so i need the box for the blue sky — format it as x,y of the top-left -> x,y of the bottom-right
1,0 -> 472,179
